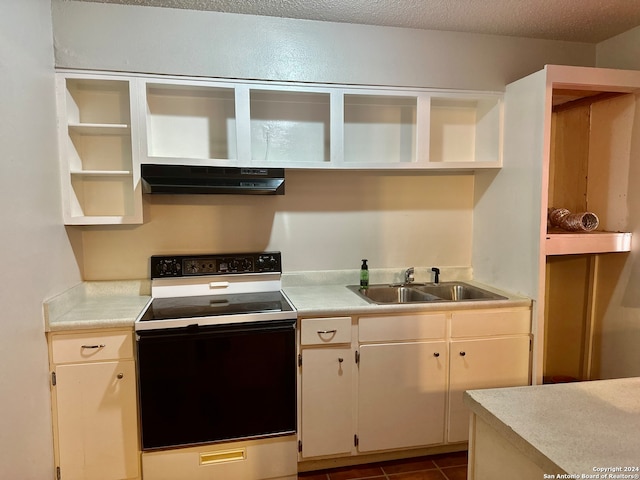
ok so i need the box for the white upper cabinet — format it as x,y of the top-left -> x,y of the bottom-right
55,70 -> 503,224
249,88 -> 332,166
430,95 -> 502,166
133,73 -> 503,169
56,73 -> 142,225
143,80 -> 238,165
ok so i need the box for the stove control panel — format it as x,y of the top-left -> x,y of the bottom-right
151,252 -> 282,278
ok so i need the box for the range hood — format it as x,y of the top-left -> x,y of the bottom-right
141,164 -> 285,195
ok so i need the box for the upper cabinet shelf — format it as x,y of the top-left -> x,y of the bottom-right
68,123 -> 130,135
135,75 -> 503,170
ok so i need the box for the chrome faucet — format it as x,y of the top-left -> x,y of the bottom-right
404,267 -> 415,284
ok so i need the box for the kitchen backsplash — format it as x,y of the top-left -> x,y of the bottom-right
73,170 -> 475,280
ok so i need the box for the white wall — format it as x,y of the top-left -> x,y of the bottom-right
0,1 -> 631,476
51,0 -> 596,91
0,1 -> 82,478
80,171 -> 474,279
50,0 -> 600,281
594,27 -> 640,379
596,25 -> 640,70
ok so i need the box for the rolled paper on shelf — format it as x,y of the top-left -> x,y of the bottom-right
548,207 -> 599,232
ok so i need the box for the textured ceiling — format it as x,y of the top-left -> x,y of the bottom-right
75,0 -> 640,43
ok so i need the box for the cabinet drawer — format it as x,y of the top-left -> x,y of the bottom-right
301,317 -> 351,345
51,330 -> 134,364
450,308 -> 531,338
359,313 -> 446,342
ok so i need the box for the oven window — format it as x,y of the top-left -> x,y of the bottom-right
137,319 -> 296,450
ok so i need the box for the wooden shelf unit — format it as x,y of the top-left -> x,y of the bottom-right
542,67 -> 639,382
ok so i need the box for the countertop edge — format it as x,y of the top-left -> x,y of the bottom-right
463,390 -> 566,474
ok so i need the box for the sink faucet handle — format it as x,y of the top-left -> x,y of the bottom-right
404,267 -> 415,284
431,267 -> 440,284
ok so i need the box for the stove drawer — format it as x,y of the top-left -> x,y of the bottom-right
301,316 -> 352,345
51,330 -> 134,364
141,435 -> 297,480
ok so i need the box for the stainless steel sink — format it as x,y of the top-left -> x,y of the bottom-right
349,285 -> 443,304
348,282 -> 506,304
412,282 -> 506,301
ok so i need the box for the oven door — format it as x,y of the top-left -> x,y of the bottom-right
137,318 -> 296,450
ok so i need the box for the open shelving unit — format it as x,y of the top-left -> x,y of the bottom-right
56,75 -> 142,224
343,94 -> 418,165
541,69 -> 639,383
136,75 -> 503,170
55,69 -> 505,224
429,95 -> 501,165
145,82 -> 237,164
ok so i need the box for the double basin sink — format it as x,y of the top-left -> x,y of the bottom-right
349,282 -> 506,305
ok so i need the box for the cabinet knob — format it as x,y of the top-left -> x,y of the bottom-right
338,358 -> 344,363
117,373 -> 124,379
460,351 -> 466,357
433,352 -> 440,358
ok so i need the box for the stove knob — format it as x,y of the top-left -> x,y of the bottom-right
256,256 -> 266,270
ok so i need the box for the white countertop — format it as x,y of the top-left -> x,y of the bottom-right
43,269 -> 530,331
464,378 -> 640,475
283,277 -> 531,317
44,280 -> 151,331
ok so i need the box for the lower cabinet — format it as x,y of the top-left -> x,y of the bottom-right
447,308 -> 532,443
447,336 -> 530,443
299,317 -> 354,459
48,329 -> 140,480
298,306 -> 532,461
300,347 -> 353,458
357,340 -> 446,452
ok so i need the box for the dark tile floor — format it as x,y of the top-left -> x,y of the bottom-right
298,451 -> 468,480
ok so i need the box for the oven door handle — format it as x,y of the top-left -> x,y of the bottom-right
137,318 -> 296,340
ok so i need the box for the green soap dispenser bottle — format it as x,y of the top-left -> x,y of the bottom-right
360,259 -> 369,288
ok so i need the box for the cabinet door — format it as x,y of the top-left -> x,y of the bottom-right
300,347 -> 353,458
357,341 -> 446,452
54,360 -> 139,480
448,336 -> 530,443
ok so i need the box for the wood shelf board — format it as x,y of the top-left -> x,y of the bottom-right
545,230 -> 632,255
64,215 -> 142,225
68,123 -> 130,135
70,170 -> 132,176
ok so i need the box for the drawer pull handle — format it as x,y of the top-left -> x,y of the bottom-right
433,352 -> 440,358
200,448 -> 246,465
81,344 -> 105,349
317,329 -> 337,334
460,351 -> 466,357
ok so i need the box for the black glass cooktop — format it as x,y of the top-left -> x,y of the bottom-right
140,291 -> 294,321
